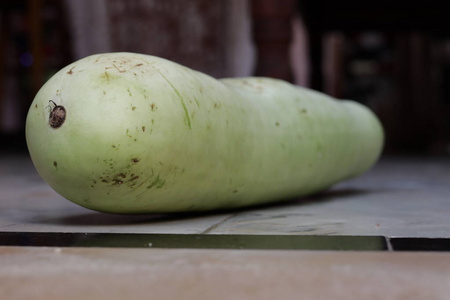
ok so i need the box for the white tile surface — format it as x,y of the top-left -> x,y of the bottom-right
211,157 -> 450,237
1,154 -> 450,238
0,155 -> 231,234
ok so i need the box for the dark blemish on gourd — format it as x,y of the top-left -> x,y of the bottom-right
151,119 -> 154,124
126,129 -> 132,138
158,161 -> 164,165
232,190 -> 238,193
301,108 -> 307,114
112,179 -> 123,185
103,71 -> 110,81
113,64 -> 126,73
142,126 -> 145,132
275,122 -> 280,126
130,175 -> 139,181
53,161 -> 57,168
103,90 -> 106,95
135,63 -> 143,67
127,88 -> 132,97
131,158 -> 140,164
131,106 -> 136,111
48,100 -> 66,128
103,158 -> 113,164
146,175 -> 165,189
112,145 -> 116,148
151,103 -> 157,111
67,67 -> 75,75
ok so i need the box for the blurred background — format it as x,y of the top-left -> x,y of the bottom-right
1,0 -> 450,155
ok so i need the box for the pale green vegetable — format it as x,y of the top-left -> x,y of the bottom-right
25,52 -> 383,214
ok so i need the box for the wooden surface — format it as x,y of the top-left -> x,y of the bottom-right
1,247 -> 450,300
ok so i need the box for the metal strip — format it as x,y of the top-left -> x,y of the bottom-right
0,232 -> 387,251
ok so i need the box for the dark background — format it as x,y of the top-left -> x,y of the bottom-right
1,0 -> 450,156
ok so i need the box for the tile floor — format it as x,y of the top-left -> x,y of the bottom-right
1,155 -> 449,239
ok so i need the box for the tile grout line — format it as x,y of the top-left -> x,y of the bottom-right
201,214 -> 236,234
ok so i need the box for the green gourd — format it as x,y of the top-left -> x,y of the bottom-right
25,52 -> 383,213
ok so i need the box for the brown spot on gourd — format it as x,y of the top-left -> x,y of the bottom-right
34,104 -> 38,109
135,63 -> 143,67
113,64 -> 125,73
102,71 -> 110,81
111,145 -> 116,148
48,101 -> 66,128
67,67 -> 75,75
126,129 -> 132,138
131,158 -> 140,163
53,161 -> 57,168
112,179 -> 123,185
142,126 -> 146,132
130,175 -> 139,181
275,122 -> 280,126
132,106 -> 136,111
151,103 -> 156,111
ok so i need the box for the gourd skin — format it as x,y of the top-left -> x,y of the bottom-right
25,53 -> 383,214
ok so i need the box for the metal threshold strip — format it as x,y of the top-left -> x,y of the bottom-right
1,232 -> 449,251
